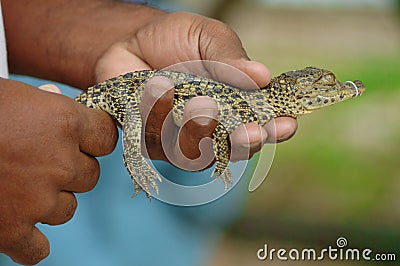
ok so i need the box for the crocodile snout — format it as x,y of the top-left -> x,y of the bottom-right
345,80 -> 365,97
353,80 -> 366,96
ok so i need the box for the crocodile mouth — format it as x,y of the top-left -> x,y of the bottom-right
345,80 -> 366,97
301,79 -> 366,112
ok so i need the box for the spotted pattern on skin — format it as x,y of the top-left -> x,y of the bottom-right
75,67 -> 365,197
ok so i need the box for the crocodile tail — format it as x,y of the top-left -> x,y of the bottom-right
74,83 -> 106,110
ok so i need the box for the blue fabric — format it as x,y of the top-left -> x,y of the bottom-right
0,76 -> 250,266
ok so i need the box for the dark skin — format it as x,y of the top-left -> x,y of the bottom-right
1,0 -> 297,264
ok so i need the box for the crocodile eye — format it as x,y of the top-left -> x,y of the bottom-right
323,73 -> 336,83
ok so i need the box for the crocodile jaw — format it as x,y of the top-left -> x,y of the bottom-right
301,79 -> 366,112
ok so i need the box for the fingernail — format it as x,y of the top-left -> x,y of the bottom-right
149,84 -> 169,98
146,76 -> 173,98
190,108 -> 217,126
240,127 -> 268,149
277,132 -> 295,143
279,131 -> 291,140
39,84 -> 61,94
241,141 -> 261,150
277,125 -> 296,142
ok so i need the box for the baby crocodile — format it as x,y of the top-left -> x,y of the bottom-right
75,66 -> 365,197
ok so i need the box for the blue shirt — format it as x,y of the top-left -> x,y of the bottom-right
1,76 -> 251,266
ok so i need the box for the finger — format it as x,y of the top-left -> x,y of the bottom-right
139,75 -> 174,119
140,76 -> 175,160
198,18 -> 271,88
173,96 -> 218,171
41,192 -> 77,226
233,60 -> 272,88
41,191 -> 77,226
264,117 -> 298,143
203,59 -> 272,90
38,83 -> 62,94
7,226 -> 50,265
95,42 -> 151,82
76,104 -> 118,156
230,123 -> 268,162
63,153 -> 100,193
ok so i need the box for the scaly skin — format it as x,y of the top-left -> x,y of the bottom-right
75,66 -> 366,197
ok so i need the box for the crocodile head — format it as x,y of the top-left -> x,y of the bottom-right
284,67 -> 365,116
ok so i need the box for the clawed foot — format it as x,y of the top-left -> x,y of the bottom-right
211,166 -> 233,190
124,155 -> 162,198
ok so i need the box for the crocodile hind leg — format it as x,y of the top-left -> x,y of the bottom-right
123,105 -> 162,198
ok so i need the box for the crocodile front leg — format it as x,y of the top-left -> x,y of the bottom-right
211,111 -> 248,189
211,122 -> 232,189
123,103 -> 162,197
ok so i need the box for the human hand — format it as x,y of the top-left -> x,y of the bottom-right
3,2 -> 296,169
0,79 -> 117,265
95,12 -> 297,169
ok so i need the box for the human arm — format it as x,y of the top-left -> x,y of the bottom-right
95,10 -> 298,164
1,1 -> 297,264
3,0 -> 164,88
3,1 -> 297,164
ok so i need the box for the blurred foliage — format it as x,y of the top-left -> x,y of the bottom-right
338,57 -> 400,93
231,54 -> 399,262
207,2 -> 400,265
213,55 -> 400,265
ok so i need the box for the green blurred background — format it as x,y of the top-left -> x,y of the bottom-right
160,0 -> 400,265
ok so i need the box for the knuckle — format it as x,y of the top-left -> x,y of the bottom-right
0,224 -> 29,249
55,101 -> 81,137
57,194 -> 77,225
57,160 -> 78,186
41,193 -> 77,226
25,245 -> 50,266
145,76 -> 174,98
80,159 -> 100,192
186,96 -> 217,110
95,112 -> 118,153
183,97 -> 218,127
62,194 -> 78,223
30,253 -> 49,265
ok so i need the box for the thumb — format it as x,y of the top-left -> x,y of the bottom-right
197,17 -> 271,88
94,42 -> 151,82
